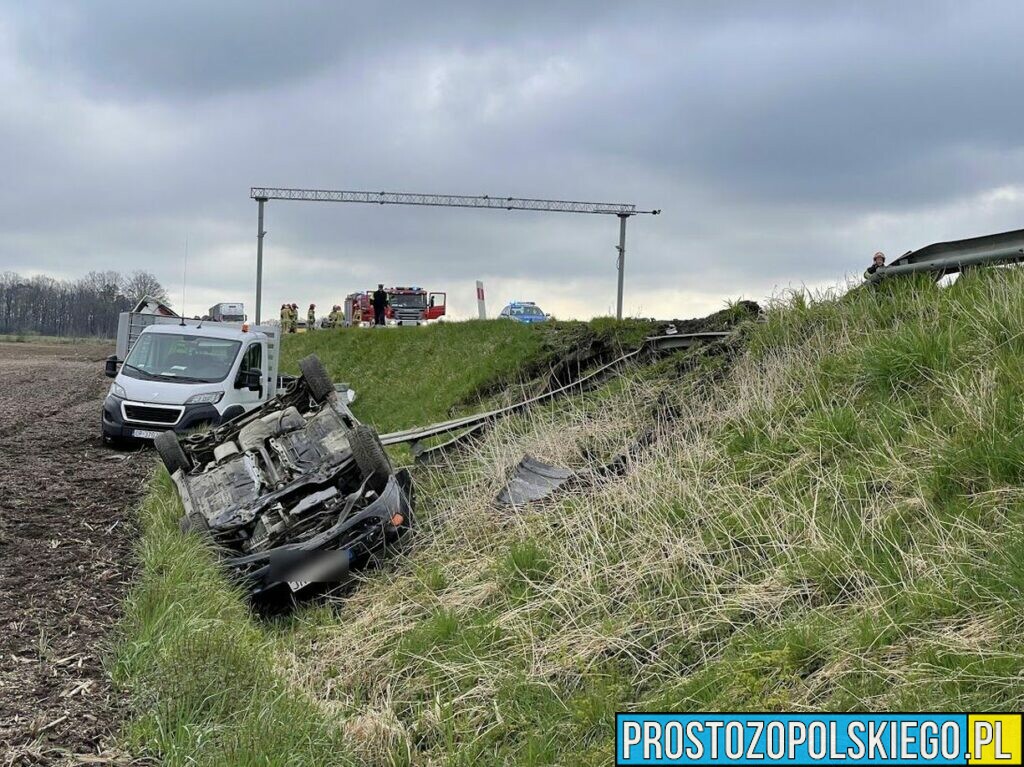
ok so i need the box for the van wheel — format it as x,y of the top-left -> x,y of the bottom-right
155,431 -> 192,475
350,424 -> 391,494
298,354 -> 334,403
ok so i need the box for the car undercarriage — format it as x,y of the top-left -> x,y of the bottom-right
154,354 -> 413,602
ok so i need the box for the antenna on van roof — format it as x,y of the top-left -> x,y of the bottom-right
179,233 -> 188,327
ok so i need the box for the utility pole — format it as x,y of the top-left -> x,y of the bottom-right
254,196 -> 267,324
616,214 -> 628,320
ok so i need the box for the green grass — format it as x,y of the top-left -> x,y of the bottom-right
113,317 -> 657,764
280,320 -> 544,432
112,472 -> 353,765
279,318 -> 655,433
0,332 -> 107,344
116,275 -> 1024,763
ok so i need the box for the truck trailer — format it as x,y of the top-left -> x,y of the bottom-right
207,302 -> 246,322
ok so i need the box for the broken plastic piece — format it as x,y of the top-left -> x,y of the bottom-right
496,455 -> 574,506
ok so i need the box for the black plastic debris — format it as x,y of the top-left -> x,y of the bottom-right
496,455 -> 574,506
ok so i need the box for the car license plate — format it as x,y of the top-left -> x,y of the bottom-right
132,429 -> 161,440
288,580 -> 310,592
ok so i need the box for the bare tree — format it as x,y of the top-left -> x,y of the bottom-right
0,271 -> 139,338
120,270 -> 169,305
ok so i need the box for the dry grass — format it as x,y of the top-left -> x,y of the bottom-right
271,268 -> 1024,764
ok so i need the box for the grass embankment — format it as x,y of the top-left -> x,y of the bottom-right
281,270 -> 1024,764
116,274 -> 1024,764
279,318 -> 653,432
279,320 -> 544,432
113,318 -> 648,764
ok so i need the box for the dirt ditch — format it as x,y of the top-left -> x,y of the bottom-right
0,340 -> 152,766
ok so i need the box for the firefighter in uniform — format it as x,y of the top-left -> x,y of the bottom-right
307,303 -> 316,331
372,285 -> 389,326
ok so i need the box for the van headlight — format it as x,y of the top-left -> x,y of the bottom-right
186,391 -> 224,405
110,382 -> 126,399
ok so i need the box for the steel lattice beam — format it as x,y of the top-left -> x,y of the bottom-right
250,186 -> 650,216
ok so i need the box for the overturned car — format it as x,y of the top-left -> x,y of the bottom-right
154,354 -> 413,602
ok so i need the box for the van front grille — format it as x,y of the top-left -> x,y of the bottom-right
123,404 -> 183,425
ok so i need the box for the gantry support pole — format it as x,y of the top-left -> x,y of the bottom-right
255,197 -> 267,325
616,214 -> 628,320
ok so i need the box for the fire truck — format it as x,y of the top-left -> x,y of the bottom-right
387,287 -> 446,325
345,287 -> 446,326
342,292 -> 372,327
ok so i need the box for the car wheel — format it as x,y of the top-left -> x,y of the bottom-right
350,424 -> 391,494
298,354 -> 334,403
154,430 -> 192,475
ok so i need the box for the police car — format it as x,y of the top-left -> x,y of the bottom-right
498,301 -> 549,324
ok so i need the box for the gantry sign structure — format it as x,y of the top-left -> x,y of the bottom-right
250,186 -> 660,324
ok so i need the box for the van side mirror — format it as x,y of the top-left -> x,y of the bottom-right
236,368 -> 262,391
105,355 -> 120,378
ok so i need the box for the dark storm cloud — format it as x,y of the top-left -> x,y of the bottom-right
11,0 -> 604,98
1,1 -> 1023,319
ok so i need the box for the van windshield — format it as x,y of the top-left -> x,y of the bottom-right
123,333 -> 241,384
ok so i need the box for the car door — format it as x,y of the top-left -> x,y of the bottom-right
234,342 -> 265,409
426,292 -> 447,320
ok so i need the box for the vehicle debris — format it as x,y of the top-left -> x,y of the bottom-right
154,354 -> 412,603
495,427 -> 659,507
496,455 -> 574,506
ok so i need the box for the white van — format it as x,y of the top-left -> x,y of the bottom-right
102,319 -> 281,443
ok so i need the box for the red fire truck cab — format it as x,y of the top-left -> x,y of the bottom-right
385,287 -> 446,326
343,288 -> 446,326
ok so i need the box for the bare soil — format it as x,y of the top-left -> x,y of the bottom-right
0,340 -> 152,765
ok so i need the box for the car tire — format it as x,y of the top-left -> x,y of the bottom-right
154,430 -> 192,475
298,354 -> 334,403
350,424 -> 391,494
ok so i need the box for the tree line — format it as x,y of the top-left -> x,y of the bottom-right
0,270 -> 169,338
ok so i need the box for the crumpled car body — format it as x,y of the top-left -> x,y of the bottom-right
155,355 -> 412,602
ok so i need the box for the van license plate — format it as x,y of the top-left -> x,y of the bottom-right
132,429 -> 161,440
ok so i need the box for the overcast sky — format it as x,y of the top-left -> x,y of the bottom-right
2,1 -> 1023,320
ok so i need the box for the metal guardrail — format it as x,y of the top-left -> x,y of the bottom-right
867,228 -> 1024,283
379,331 -> 730,448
